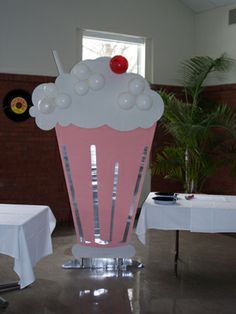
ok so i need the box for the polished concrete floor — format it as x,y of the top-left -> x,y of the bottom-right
1,225 -> 236,314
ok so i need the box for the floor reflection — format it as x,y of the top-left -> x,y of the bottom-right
3,229 -> 236,313
75,268 -> 142,313
77,286 -> 133,313
79,288 -> 108,297
88,268 -> 135,279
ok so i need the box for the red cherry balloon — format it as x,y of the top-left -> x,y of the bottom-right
110,55 -> 128,74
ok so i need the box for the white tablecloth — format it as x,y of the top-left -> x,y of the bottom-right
0,204 -> 56,288
136,193 -> 236,244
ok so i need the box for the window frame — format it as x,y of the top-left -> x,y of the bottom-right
76,28 -> 153,82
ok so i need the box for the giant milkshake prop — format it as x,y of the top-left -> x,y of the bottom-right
30,54 -> 164,268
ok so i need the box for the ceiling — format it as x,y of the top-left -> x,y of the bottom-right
179,0 -> 236,12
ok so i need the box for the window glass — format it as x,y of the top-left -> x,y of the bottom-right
82,30 -> 146,77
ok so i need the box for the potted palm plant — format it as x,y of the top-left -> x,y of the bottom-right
152,54 -> 236,193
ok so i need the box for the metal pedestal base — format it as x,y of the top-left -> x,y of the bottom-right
62,258 -> 143,270
63,244 -> 143,272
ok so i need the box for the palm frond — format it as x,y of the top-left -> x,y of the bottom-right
178,53 -> 234,105
151,146 -> 185,183
153,54 -> 236,193
208,104 -> 236,137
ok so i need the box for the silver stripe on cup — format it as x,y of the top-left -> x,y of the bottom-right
121,146 -> 148,243
61,145 -> 86,243
90,144 -> 109,245
109,162 -> 119,242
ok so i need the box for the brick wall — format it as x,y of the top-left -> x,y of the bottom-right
0,73 -> 71,222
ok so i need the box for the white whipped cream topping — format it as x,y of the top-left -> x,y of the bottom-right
30,57 -> 164,131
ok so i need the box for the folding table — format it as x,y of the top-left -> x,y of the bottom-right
136,193 -> 236,274
0,204 -> 56,308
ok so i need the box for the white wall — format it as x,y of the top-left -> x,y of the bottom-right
195,4 -> 236,85
0,0 -> 195,85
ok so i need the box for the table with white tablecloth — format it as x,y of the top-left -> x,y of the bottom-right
0,204 -> 56,289
136,193 -> 236,273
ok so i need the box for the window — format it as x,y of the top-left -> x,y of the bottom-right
82,30 -> 146,77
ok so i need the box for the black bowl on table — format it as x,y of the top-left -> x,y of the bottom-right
155,192 -> 178,198
152,193 -> 177,205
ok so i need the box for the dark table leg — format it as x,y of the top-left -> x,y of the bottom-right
0,282 -> 20,310
174,230 -> 179,276
0,297 -> 8,309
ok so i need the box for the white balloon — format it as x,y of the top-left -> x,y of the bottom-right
42,83 -> 58,97
129,78 -> 145,95
74,80 -> 89,96
118,92 -> 136,110
136,94 -> 153,110
55,93 -> 71,109
29,106 -> 36,117
89,73 -> 105,90
71,63 -> 91,80
38,98 -> 55,114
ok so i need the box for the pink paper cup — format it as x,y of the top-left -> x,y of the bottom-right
56,124 -> 156,255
